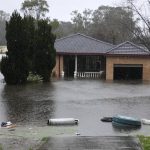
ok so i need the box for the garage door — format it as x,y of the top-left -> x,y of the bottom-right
113,64 -> 143,80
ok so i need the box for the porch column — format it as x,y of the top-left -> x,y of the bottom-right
74,55 -> 78,78
59,56 -> 64,78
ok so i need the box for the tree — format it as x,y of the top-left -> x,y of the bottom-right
54,21 -> 74,38
1,11 -> 29,84
23,15 -> 36,71
1,11 -> 56,84
70,6 -> 138,44
0,10 -> 9,45
125,0 -> 150,49
91,6 -> 138,44
71,10 -> 85,33
21,0 -> 49,20
33,19 -> 56,82
50,19 -> 62,37
71,9 -> 92,34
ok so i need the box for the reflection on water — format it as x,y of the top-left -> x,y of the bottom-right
112,124 -> 141,133
1,83 -> 55,126
0,78 -> 150,135
112,120 -> 141,133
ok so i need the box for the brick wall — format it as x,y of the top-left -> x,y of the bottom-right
52,55 -> 64,77
106,56 -> 150,81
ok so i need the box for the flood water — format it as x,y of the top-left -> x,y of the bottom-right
1,76 -> 150,136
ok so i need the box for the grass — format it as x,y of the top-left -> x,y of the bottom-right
35,137 -> 49,150
0,144 -> 3,150
41,137 -> 49,143
139,135 -> 150,150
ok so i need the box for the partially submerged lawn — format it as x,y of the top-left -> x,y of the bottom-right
139,136 -> 150,150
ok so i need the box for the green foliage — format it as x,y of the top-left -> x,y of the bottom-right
0,144 -> 3,150
21,0 -> 49,20
1,11 -> 29,84
50,19 -> 59,31
27,72 -> 42,82
41,137 -> 49,142
70,6 -> 138,44
92,6 -> 137,44
0,10 -> 9,45
34,19 -> 56,82
54,21 -> 74,38
139,135 -> 150,150
0,11 -> 56,84
23,15 -> 36,71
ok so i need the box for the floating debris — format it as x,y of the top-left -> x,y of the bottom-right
47,118 -> 79,125
1,121 -> 16,128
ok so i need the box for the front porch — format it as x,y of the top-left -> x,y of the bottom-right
76,71 -> 104,78
62,55 -> 106,78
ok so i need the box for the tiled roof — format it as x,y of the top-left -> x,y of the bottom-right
107,41 -> 150,55
55,33 -> 114,54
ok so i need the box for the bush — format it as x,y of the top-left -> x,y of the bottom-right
27,72 -> 42,82
139,135 -> 150,150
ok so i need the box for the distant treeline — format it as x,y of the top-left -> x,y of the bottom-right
0,5 -> 149,47
0,10 -> 9,45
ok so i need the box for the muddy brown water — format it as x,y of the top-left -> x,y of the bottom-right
0,76 -> 150,136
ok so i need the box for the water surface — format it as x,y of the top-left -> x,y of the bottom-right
0,78 -> 150,136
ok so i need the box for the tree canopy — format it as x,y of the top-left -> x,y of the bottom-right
126,0 -> 150,49
1,11 -> 29,84
70,6 -> 138,44
21,0 -> 49,20
0,10 -> 9,45
33,19 -> 56,82
0,11 -> 56,84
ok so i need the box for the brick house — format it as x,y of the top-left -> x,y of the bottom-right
53,33 -> 150,81
106,41 -> 150,80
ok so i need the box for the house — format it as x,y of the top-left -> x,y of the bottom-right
54,33 -> 150,81
54,33 -> 113,78
106,41 -> 150,80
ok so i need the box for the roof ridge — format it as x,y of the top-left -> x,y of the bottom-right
55,33 -> 80,41
107,41 -> 150,54
56,33 -> 114,46
76,33 -> 114,46
128,41 -> 150,53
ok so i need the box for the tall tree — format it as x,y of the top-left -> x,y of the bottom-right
126,0 -> 150,49
71,10 -> 85,33
1,11 -> 29,84
1,11 -> 56,84
33,19 -> 56,82
21,0 -> 49,20
70,6 -> 137,44
91,6 -> 137,44
23,15 -> 36,71
71,9 -> 92,34
55,21 -> 74,38
0,10 -> 9,45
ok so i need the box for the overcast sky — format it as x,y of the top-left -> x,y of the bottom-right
0,0 -> 147,21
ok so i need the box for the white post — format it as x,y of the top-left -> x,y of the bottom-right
61,71 -> 64,78
74,55 -> 78,78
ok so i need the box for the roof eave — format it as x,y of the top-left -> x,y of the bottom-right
106,54 -> 150,57
56,52 -> 106,55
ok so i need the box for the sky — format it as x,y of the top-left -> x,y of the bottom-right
0,0 -> 147,21
0,0 -> 122,21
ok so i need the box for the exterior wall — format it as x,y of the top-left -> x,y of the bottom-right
52,55 -> 64,77
106,56 -> 150,81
